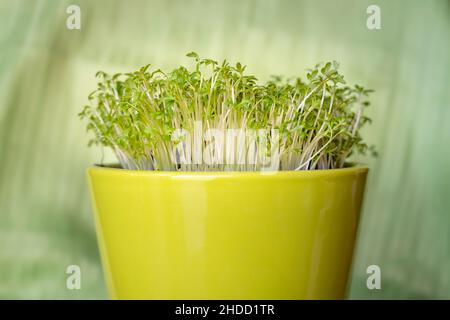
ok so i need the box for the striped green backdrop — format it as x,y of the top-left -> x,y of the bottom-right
0,0 -> 449,299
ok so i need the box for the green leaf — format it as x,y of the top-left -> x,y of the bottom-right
186,51 -> 199,60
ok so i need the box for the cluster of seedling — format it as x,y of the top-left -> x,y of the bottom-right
80,52 -> 374,171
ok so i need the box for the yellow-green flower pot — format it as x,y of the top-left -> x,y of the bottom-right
88,166 -> 368,299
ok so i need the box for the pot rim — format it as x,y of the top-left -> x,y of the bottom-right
89,163 -> 368,178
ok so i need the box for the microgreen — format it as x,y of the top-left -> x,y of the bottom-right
79,53 -> 375,171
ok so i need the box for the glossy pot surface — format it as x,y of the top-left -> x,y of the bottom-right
88,166 -> 368,299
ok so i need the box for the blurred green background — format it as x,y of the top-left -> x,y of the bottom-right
1,0 -> 449,299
